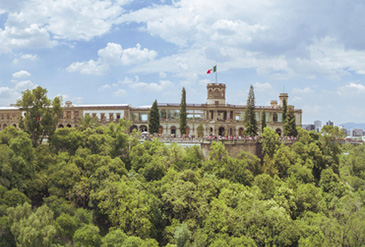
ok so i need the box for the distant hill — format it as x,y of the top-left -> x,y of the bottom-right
340,122 -> 365,130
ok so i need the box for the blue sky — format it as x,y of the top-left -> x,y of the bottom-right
1,0 -> 365,125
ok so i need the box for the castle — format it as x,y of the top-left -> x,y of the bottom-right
0,83 -> 302,136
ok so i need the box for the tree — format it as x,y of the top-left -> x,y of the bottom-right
149,100 -> 160,134
16,86 -> 62,147
261,108 -> 266,134
244,85 -> 258,136
7,203 -> 57,247
197,123 -> 204,137
179,87 -> 187,135
284,108 -> 297,137
261,127 -> 280,158
282,97 -> 287,123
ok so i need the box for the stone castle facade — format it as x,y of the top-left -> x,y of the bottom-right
0,83 -> 302,136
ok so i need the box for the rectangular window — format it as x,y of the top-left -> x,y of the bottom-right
116,113 -> 121,119
74,111 -> 79,119
168,109 -> 179,120
278,113 -> 283,122
100,113 -> 105,120
109,113 -> 114,120
66,111 -> 71,119
141,114 -> 148,122
92,113 -> 97,119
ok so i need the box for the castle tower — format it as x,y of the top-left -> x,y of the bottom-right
207,83 -> 226,105
279,93 -> 288,107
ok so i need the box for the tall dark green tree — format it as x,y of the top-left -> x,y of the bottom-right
284,108 -> 297,137
244,85 -> 258,136
148,100 -> 160,134
179,87 -> 187,135
261,108 -> 267,134
16,86 -> 62,147
282,97 -> 287,123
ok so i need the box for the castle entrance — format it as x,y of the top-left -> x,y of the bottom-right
218,127 -> 225,136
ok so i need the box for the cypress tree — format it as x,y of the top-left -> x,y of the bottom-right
261,108 -> 267,134
282,97 -> 287,123
179,87 -> 187,135
244,85 -> 258,136
148,99 -> 160,134
285,108 -> 298,137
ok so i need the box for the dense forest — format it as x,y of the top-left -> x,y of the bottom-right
0,119 -> 364,246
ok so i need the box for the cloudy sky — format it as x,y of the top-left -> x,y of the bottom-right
1,0 -> 365,125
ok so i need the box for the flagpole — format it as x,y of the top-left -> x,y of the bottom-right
215,65 -> 217,83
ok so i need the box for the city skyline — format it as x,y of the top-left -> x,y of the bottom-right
1,0 -> 365,124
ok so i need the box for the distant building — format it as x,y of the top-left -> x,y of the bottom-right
314,120 -> 322,132
350,128 -> 364,137
302,124 -> 315,131
0,83 -> 303,136
326,120 -> 334,126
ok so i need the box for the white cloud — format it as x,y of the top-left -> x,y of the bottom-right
113,89 -> 127,97
68,43 -> 157,75
0,0 -> 130,53
338,82 -> 365,95
0,79 -> 37,106
12,70 -> 31,78
292,87 -> 313,94
67,59 -> 109,75
253,82 -> 272,92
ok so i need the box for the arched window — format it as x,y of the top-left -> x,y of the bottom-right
58,124 -> 64,128
130,125 -> 138,133
171,126 -> 176,135
238,127 -> 244,136
276,128 -> 282,136
139,125 -> 147,132
67,124 -> 72,128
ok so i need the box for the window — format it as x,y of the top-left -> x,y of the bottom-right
109,113 -> 114,120
101,113 -> 105,120
116,113 -> 121,119
74,111 -> 79,119
66,111 -> 71,119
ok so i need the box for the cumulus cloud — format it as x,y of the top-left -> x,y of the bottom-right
98,76 -> 172,95
338,82 -> 365,95
67,43 -> 157,75
0,0 -> 129,53
292,87 -> 313,94
12,70 -> 31,78
253,82 -> 273,92
0,78 -> 37,106
113,89 -> 127,97
117,0 -> 365,79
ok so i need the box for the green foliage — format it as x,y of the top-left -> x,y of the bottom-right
0,114 -> 364,247
197,123 -> 204,137
284,108 -> 298,137
73,224 -> 101,247
179,87 -> 187,135
174,222 -> 190,247
16,86 -> 62,147
261,108 -> 266,134
8,203 -> 57,247
149,100 -> 160,134
244,85 -> 258,136
261,127 -> 280,158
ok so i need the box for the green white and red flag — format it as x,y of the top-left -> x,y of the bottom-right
206,65 -> 217,74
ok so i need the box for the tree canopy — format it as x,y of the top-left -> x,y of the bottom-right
179,87 -> 187,136
0,100 -> 363,246
16,86 -> 62,147
148,100 -> 160,134
244,85 -> 258,136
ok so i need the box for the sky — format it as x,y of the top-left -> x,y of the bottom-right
1,0 -> 365,125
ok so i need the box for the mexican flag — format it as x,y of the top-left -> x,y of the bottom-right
206,65 -> 217,74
